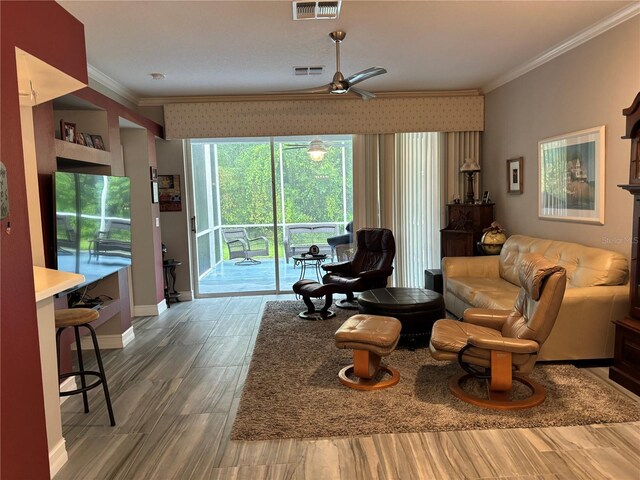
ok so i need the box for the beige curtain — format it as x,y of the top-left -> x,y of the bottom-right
441,131 -> 482,203
353,133 -> 442,287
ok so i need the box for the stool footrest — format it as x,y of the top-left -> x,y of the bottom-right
59,371 -> 105,396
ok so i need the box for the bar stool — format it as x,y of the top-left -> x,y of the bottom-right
55,308 -> 116,426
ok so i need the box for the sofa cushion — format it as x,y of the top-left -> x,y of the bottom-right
447,277 -> 519,305
472,289 -> 519,311
500,235 -> 628,288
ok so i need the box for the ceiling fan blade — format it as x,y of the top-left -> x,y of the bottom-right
349,87 -> 376,101
345,67 -> 387,87
269,84 -> 333,95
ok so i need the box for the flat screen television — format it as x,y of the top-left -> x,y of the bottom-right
54,172 -> 131,284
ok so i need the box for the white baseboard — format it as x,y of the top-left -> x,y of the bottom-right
59,377 -> 76,405
49,437 -> 68,477
178,290 -> 193,301
74,326 -> 135,350
134,299 -> 167,317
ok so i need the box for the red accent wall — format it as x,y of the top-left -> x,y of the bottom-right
0,2 -> 87,478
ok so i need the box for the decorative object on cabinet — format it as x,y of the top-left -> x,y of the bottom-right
460,158 -> 481,203
479,221 -> 507,255
90,134 -> 105,150
507,157 -> 523,194
60,120 -> 76,143
481,191 -> 490,204
538,126 -> 605,224
158,174 -> 182,212
440,202 -> 494,258
611,91 -> 640,396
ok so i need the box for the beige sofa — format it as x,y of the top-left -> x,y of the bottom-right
443,234 -> 629,361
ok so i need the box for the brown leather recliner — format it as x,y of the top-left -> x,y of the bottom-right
321,228 -> 396,309
429,253 -> 567,410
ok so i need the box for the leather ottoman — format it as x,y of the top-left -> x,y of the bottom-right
357,287 -> 445,346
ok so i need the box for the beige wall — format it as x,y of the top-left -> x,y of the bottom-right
483,16 -> 640,257
156,139 -> 192,297
121,128 -> 163,309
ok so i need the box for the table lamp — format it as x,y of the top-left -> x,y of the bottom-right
460,159 -> 481,203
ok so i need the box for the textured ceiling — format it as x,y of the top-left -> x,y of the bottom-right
58,1 -> 635,99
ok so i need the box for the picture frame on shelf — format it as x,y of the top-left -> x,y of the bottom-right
538,125 -> 605,225
60,120 -> 76,143
90,134 -> 105,150
507,157 -> 523,194
75,131 -> 86,146
83,133 -> 94,148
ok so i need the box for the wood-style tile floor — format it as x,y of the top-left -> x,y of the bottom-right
55,296 -> 640,479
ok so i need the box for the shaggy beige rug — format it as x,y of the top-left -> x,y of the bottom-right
231,301 -> 640,441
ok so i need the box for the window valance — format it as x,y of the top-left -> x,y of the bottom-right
164,94 -> 484,139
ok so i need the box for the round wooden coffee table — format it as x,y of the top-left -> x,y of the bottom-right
357,287 -> 445,347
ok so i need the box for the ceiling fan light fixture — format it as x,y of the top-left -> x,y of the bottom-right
307,141 -> 327,161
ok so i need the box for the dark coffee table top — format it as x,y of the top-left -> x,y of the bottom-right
358,287 -> 444,312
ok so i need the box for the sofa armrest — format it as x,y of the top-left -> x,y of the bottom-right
442,256 -> 500,279
467,335 -> 539,354
463,308 -> 511,330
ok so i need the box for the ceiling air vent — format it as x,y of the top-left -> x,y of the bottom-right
294,66 -> 325,76
292,1 -> 341,20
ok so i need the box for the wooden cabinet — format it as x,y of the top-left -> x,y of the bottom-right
611,91 -> 640,395
441,203 -> 494,257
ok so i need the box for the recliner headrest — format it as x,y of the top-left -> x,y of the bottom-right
518,253 -> 565,301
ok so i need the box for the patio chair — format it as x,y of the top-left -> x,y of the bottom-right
222,227 -> 269,265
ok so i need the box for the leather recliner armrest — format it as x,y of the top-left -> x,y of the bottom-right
358,268 -> 393,278
321,261 -> 352,273
467,335 -> 539,354
463,308 -> 511,330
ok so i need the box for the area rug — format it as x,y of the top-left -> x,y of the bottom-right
232,301 -> 640,441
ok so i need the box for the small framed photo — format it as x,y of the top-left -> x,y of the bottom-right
507,157 -> 524,194
60,121 -> 76,143
75,131 -> 86,146
151,181 -> 159,203
150,167 -> 158,180
83,133 -> 94,148
482,191 -> 490,203
90,134 -> 105,150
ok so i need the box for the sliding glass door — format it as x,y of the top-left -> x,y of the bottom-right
188,135 -> 352,296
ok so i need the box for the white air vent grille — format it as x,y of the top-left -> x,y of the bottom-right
293,1 -> 341,20
294,66 -> 324,76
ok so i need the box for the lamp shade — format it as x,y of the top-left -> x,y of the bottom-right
460,159 -> 481,172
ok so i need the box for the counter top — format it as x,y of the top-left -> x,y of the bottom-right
33,266 -> 84,302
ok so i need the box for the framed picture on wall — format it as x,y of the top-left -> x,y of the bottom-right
538,125 -> 605,224
158,175 -> 182,212
506,157 -> 523,194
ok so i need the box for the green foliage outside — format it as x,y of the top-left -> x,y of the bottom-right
192,140 -> 353,261
55,172 -> 131,250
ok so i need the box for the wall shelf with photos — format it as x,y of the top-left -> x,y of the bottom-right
54,138 -> 112,167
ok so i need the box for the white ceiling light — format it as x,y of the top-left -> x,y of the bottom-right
307,140 -> 327,161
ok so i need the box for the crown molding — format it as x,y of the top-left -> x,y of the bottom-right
483,2 -> 640,94
137,89 -> 482,106
87,64 -> 140,105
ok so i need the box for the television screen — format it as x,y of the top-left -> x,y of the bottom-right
54,172 -> 131,284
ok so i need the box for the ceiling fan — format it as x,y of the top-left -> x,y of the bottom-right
291,31 -> 387,100
283,139 -> 347,161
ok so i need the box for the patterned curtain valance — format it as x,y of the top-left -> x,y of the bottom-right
164,94 -> 484,139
